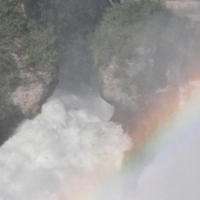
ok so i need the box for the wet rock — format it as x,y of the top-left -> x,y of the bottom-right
99,62 -> 138,112
0,51 -> 58,143
10,67 -> 58,119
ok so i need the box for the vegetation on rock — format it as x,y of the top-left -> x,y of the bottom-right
94,0 -> 190,65
0,0 -> 110,138
92,0 -> 194,90
1,0 -> 200,139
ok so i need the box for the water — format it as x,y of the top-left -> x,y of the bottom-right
0,90 -> 132,200
1,82 -> 200,199
96,81 -> 200,200
132,82 -> 200,200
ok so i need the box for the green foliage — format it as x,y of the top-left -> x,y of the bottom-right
0,0 -> 25,71
0,0 -> 110,122
5,72 -> 20,87
23,0 -> 108,49
0,51 -> 16,73
21,0 -> 109,84
0,89 -> 14,120
22,22 -> 57,68
0,0 -> 109,74
92,0 -> 186,69
0,1 -> 27,37
0,0 -> 25,93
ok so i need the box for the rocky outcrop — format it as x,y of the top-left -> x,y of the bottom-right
0,51 -> 58,144
8,52 -> 59,119
99,61 -> 138,112
98,21 -> 200,133
99,45 -> 184,114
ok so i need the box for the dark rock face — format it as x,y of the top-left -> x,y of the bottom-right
9,64 -> 59,119
0,111 -> 24,145
99,62 -> 138,112
98,1 -> 200,131
0,52 -> 58,144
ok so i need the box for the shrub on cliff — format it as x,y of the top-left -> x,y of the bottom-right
92,0 -> 191,71
0,0 -> 109,78
0,0 -> 26,74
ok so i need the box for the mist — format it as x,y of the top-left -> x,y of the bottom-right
1,0 -> 200,199
134,129 -> 200,200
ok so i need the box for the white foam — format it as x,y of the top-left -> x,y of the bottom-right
52,90 -> 114,120
0,99 -> 132,200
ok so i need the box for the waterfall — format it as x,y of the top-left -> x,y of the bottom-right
98,80 -> 200,200
1,81 -> 200,200
0,91 -> 132,200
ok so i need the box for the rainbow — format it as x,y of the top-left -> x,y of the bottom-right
108,80 -> 200,199
94,80 -> 200,200
52,79 -> 200,200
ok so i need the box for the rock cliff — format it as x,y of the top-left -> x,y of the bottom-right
0,1 -> 60,144
10,52 -> 58,118
97,1 -> 200,133
0,51 -> 58,144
